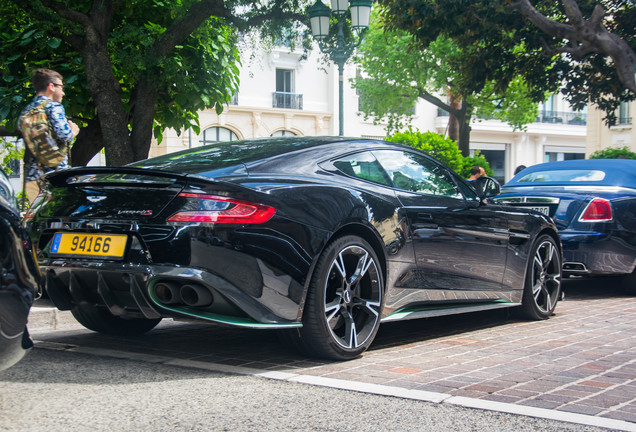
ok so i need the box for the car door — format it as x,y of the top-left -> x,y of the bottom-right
372,150 -> 510,296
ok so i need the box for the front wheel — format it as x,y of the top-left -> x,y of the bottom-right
517,234 -> 562,320
296,235 -> 384,360
71,303 -> 161,336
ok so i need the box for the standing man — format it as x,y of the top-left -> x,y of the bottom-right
467,165 -> 487,195
467,165 -> 485,181
19,69 -> 79,204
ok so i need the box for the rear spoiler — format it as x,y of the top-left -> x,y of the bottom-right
43,166 -> 191,188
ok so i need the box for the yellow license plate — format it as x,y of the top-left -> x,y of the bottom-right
50,233 -> 128,258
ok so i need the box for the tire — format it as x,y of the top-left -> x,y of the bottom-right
622,270 -> 636,295
71,303 -> 161,336
295,235 -> 384,360
517,234 -> 562,320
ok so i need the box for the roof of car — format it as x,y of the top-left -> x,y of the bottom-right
505,159 -> 636,188
129,136 -> 416,177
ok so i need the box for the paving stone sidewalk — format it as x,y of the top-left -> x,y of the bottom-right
30,276 -> 636,425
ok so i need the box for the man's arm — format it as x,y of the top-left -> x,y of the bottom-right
45,102 -> 78,143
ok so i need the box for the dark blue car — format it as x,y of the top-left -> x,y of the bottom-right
495,159 -> 636,290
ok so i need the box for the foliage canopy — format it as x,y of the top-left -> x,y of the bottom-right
353,14 -> 541,152
376,0 -> 636,125
0,0 -> 308,166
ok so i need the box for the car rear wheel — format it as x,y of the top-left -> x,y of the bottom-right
296,235 -> 383,360
517,234 -> 562,320
71,303 -> 161,336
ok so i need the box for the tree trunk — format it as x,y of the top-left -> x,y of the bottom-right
70,118 -> 103,166
80,44 -> 133,166
447,93 -> 471,157
447,92 -> 462,150
456,100 -> 473,157
130,78 -> 159,163
457,119 -> 471,157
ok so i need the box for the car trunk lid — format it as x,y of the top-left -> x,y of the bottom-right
29,167 -> 189,223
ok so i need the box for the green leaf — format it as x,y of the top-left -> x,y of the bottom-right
47,38 -> 62,49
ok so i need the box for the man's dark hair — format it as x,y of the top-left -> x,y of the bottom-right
514,165 -> 527,175
470,166 -> 481,176
31,69 -> 62,93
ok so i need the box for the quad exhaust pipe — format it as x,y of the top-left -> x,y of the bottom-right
153,281 -> 181,304
153,281 -> 214,307
180,284 -> 213,307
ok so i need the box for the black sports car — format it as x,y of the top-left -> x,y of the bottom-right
25,137 -> 562,360
495,159 -> 636,290
0,168 -> 40,370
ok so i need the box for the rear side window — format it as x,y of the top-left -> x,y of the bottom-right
333,152 -> 392,186
373,150 -> 462,199
518,169 -> 606,183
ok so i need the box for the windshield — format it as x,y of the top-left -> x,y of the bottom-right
518,169 -> 606,183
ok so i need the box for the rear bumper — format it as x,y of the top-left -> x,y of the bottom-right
41,260 -> 303,329
560,231 -> 636,276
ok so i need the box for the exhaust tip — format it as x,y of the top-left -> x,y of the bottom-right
153,281 -> 181,304
180,284 -> 214,307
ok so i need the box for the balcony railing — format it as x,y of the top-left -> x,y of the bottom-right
272,92 -> 303,110
539,111 -> 587,125
436,108 -> 587,125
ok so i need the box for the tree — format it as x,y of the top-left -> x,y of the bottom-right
387,130 -> 492,178
353,14 -> 541,155
0,0 -> 308,166
510,0 -> 636,94
377,0 -> 635,126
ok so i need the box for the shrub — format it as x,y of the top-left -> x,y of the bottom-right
387,130 -> 492,178
589,146 -> 636,160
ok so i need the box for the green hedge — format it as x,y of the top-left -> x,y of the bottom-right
589,146 -> 636,160
387,130 -> 492,178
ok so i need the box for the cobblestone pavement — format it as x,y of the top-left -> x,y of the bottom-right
29,276 -> 636,426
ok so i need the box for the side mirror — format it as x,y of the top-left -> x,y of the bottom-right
479,176 -> 501,198
470,176 -> 501,198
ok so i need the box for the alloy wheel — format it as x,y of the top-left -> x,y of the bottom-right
323,244 -> 382,350
531,239 -> 561,314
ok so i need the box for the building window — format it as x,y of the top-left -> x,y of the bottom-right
271,130 -> 297,137
273,68 -> 303,109
618,101 -> 632,125
199,127 -> 238,146
544,152 -> 585,162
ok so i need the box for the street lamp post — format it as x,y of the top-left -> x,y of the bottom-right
308,0 -> 372,136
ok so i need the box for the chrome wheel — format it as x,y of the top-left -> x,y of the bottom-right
323,244 -> 382,350
518,234 -> 562,320
530,239 -> 561,314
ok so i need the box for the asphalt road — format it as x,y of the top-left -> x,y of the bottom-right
0,348 -> 610,432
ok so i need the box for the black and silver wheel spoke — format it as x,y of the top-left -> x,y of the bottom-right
532,240 -> 561,313
324,245 -> 382,350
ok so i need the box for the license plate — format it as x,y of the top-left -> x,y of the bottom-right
528,206 -> 550,216
50,233 -> 128,259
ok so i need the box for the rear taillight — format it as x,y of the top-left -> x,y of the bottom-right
579,198 -> 612,222
167,193 -> 275,224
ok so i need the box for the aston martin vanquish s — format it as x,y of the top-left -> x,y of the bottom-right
25,137 -> 562,360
